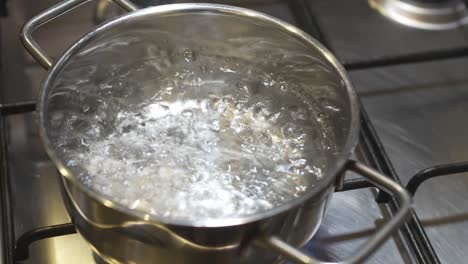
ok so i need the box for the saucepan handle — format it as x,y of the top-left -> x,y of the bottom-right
258,160 -> 412,264
20,0 -> 138,70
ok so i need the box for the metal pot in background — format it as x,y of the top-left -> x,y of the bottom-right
21,1 -> 412,263
94,0 -> 286,24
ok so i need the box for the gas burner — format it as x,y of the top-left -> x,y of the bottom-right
369,0 -> 468,30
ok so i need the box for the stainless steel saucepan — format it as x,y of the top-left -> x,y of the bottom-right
21,1 -> 412,263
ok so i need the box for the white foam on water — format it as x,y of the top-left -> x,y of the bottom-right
51,48 -> 336,222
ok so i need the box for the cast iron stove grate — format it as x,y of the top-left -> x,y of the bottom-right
2,1 -> 468,263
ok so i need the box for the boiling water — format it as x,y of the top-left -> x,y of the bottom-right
49,42 -> 340,222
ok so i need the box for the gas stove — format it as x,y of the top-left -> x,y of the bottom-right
2,0 -> 468,263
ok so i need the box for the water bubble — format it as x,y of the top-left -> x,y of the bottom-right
220,66 -> 236,73
210,120 -> 220,132
206,140 -> 217,147
183,49 -> 195,62
263,79 -> 273,87
281,122 -> 304,139
181,109 -> 194,118
98,83 -> 112,91
279,82 -> 288,92
250,166 -> 258,173
80,138 -> 89,147
81,104 -> 91,113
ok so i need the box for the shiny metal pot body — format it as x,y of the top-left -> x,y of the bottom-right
21,1 -> 412,263
62,177 -> 333,264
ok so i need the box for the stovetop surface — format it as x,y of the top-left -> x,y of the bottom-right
2,0 -> 468,263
